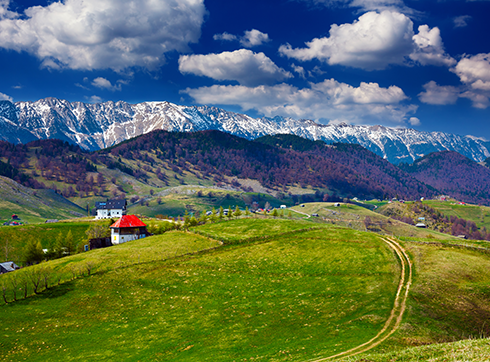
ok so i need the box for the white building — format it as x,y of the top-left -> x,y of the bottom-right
110,215 -> 148,245
95,199 -> 127,219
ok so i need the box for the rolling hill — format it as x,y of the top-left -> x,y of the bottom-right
2,218 -> 490,361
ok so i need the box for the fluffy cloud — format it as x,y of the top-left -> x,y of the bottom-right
0,91 -> 12,101
410,25 -> 455,67
0,0 -> 16,19
182,79 -> 415,125
240,29 -> 270,47
87,95 -> 103,103
408,117 -> 421,126
280,11 -> 453,70
179,49 -> 292,86
279,11 -> 414,70
214,29 -> 270,48
418,81 -> 460,105
0,0 -> 206,71
91,77 -> 126,91
452,53 -> 490,89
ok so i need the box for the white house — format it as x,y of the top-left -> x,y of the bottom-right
95,199 -> 127,219
110,215 -> 148,245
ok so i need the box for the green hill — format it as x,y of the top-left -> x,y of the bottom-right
2,218 -> 490,361
0,176 -> 85,224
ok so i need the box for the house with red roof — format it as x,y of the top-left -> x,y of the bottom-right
110,215 -> 149,245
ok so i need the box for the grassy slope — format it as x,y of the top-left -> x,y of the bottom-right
0,220 -> 399,361
342,337 -> 490,362
423,200 -> 490,229
0,220 -> 103,264
291,202 -> 459,241
2,218 -> 490,360
0,176 -> 85,224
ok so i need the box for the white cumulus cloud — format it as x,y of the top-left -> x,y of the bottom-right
182,79 -> 415,125
0,0 -> 207,71
179,49 -> 292,86
87,95 -> 103,103
280,11 -> 453,71
279,11 -> 415,70
418,81 -> 460,105
409,117 -> 421,126
0,91 -> 12,101
410,25 -> 455,67
452,53 -> 490,88
91,77 -> 126,91
240,29 -> 270,47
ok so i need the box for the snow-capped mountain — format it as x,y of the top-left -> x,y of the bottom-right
1,97 -> 489,164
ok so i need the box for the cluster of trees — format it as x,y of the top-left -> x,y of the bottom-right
23,230 -> 79,265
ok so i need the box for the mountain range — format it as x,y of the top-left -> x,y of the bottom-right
1,97 -> 489,164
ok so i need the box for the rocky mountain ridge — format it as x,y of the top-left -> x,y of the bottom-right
1,97 -> 489,164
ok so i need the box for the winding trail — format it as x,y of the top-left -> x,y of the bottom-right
308,237 -> 413,361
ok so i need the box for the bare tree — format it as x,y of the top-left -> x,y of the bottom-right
8,272 -> 18,301
86,261 -> 97,276
28,267 -> 44,294
1,277 -> 8,303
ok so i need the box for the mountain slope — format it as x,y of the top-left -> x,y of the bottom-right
0,98 -> 488,164
1,131 -> 437,206
399,151 -> 490,205
0,176 -> 85,223
104,130 -> 437,200
257,134 -> 437,199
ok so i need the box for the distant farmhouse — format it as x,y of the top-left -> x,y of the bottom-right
95,199 -> 127,219
0,261 -> 20,274
110,215 -> 149,245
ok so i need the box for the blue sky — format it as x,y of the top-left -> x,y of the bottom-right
1,0 -> 490,139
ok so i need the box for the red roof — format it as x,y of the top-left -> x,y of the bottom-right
110,215 -> 146,228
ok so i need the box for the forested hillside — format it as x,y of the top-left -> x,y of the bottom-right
399,151 -> 490,205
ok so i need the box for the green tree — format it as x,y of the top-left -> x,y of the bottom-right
245,206 -> 250,216
219,206 -> 224,220
189,216 -> 198,227
85,223 -> 110,239
24,240 -> 44,265
53,231 -> 65,258
65,230 -> 76,256
234,205 -> 242,218
272,208 -> 279,218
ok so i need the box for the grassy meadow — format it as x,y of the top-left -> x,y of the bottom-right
0,220 -> 401,361
2,207 -> 490,360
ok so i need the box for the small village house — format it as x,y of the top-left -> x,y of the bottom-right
95,199 -> 127,219
110,215 -> 149,245
0,261 -> 20,274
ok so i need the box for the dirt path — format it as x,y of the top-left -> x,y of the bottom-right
308,236 -> 413,361
290,208 -> 310,218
